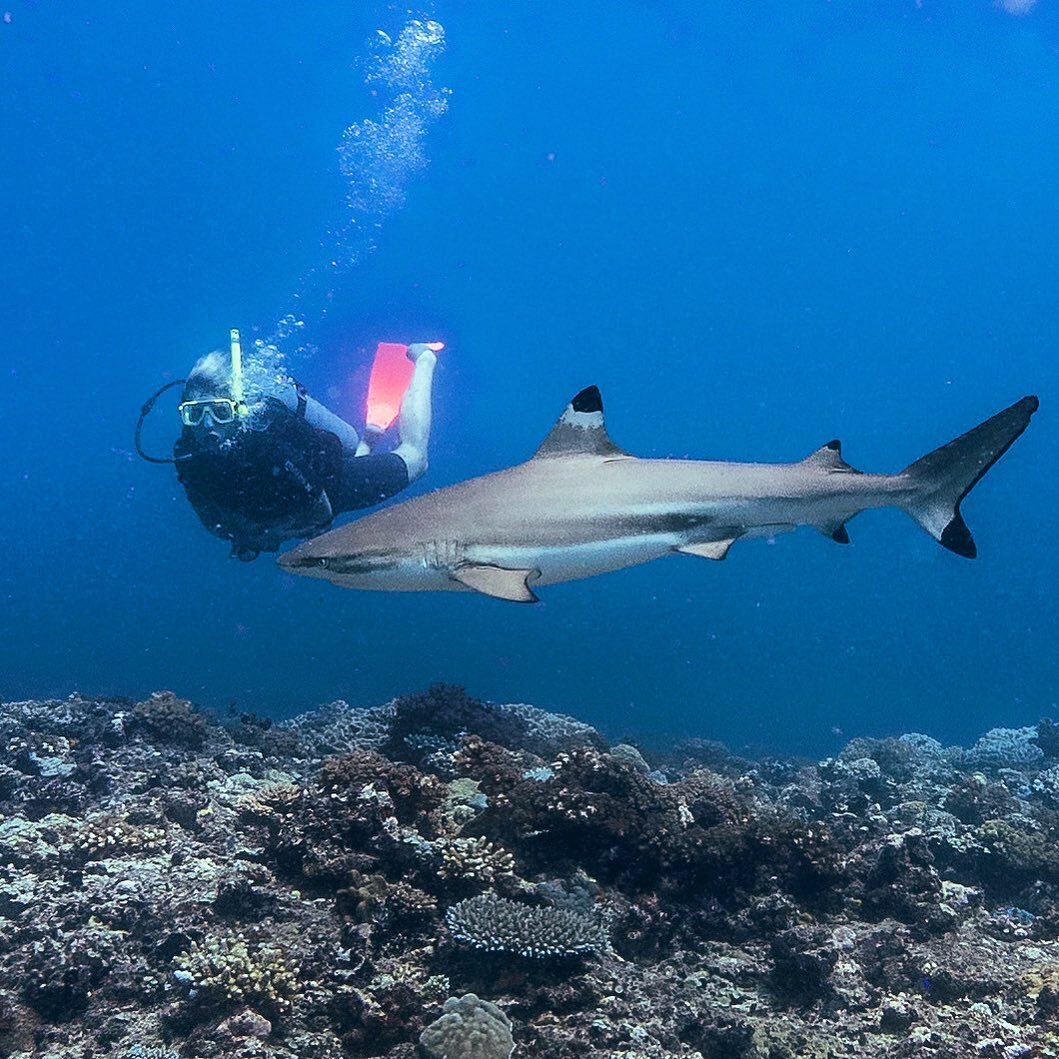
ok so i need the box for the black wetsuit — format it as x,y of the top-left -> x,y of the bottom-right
175,396 -> 409,559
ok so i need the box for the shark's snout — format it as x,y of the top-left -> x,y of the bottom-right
277,542 -> 328,573
278,535 -> 407,591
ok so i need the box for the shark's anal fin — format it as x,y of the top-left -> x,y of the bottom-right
451,563 -> 540,603
678,538 -> 739,561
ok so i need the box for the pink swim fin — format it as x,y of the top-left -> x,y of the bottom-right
365,342 -> 414,432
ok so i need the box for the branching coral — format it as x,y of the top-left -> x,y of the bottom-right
436,836 -> 515,885
172,933 -> 300,1017
445,893 -> 609,958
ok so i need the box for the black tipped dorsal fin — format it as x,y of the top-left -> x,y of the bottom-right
803,439 -> 857,473
533,386 -> 629,459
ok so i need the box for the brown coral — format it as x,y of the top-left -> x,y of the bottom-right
130,692 -> 209,749
319,749 -> 444,824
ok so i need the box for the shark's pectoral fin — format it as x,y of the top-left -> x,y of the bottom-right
451,563 -> 540,602
678,538 -> 739,561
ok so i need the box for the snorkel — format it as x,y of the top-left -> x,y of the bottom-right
228,328 -> 250,418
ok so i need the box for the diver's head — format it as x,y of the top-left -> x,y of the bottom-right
179,350 -> 244,445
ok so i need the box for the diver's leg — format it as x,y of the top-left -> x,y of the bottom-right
392,345 -> 437,483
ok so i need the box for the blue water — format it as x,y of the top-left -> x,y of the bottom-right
1,1 -> 1055,756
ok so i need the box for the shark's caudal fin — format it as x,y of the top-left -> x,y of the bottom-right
900,395 -> 1038,558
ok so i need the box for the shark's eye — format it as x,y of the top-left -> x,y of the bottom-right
317,558 -> 328,568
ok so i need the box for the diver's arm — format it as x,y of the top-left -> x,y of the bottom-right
273,383 -> 362,455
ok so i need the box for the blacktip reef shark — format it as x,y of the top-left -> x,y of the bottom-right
278,387 -> 1039,602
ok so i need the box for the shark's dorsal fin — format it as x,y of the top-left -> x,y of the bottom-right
532,386 -> 629,459
803,439 -> 857,473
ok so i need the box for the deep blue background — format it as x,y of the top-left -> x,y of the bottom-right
1,1 -> 1055,755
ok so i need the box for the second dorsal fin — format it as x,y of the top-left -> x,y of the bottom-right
803,439 -> 857,473
532,386 -> 629,459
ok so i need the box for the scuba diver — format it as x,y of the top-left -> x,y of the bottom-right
136,330 -> 442,561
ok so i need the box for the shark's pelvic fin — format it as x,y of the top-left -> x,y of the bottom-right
451,562 -> 540,602
819,522 -> 851,544
803,439 -> 858,473
900,394 -> 1039,559
532,385 -> 630,460
678,538 -> 739,561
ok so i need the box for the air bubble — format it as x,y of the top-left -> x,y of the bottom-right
335,19 -> 450,259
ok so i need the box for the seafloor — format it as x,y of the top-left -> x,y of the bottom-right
1,687 -> 1058,1058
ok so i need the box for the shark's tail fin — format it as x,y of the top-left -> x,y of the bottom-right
899,395 -> 1038,558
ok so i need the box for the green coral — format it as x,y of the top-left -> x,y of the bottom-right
76,813 -> 167,861
436,835 -> 515,884
172,933 -> 300,1016
976,818 -> 1059,877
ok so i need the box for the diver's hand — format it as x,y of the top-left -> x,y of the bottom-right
407,341 -> 444,363
357,424 -> 384,455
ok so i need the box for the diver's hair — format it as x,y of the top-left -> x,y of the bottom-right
183,350 -> 231,399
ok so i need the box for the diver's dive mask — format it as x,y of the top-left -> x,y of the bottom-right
177,397 -> 240,426
179,329 -> 250,425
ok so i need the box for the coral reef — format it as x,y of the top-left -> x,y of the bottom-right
0,689 -> 1058,1057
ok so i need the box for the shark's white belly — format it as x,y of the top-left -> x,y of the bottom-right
465,533 -> 679,587
316,532 -> 692,593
